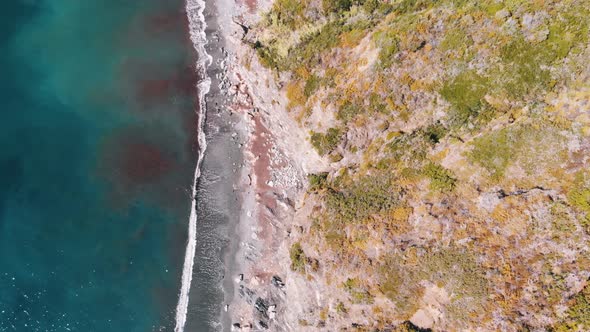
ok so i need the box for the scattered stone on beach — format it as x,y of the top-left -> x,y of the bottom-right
270,275 -> 284,288
267,305 -> 277,320
254,297 -> 270,315
256,320 -> 269,330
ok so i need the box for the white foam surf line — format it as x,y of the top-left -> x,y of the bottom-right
175,0 -> 213,331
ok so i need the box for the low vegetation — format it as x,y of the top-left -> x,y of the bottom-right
439,70 -> 492,128
567,172 -> 590,230
308,172 -> 329,191
343,278 -> 373,304
289,242 -> 307,273
468,122 -> 565,180
310,128 -> 342,156
555,283 -> 590,331
380,248 -> 489,319
422,162 -> 456,192
325,174 -> 400,225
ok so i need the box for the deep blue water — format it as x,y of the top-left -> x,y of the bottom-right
0,1 -> 199,330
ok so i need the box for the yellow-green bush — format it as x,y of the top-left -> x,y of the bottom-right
310,128 -> 342,156
325,174 -> 401,224
498,38 -> 553,98
270,0 -> 308,28
554,283 -> 590,331
290,242 -> 307,273
468,127 -> 514,179
567,172 -> 590,229
343,278 -> 373,304
373,29 -> 400,68
423,162 -> 456,192
468,123 -> 565,181
440,70 -> 491,128
308,172 -> 329,191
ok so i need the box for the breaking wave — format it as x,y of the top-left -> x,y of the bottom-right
174,0 -> 212,331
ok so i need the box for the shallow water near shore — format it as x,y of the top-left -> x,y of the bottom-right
0,0 -> 222,330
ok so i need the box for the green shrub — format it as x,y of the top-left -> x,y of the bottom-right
387,130 -> 428,162
393,0 -> 440,15
304,74 -> 321,98
440,70 -> 491,128
368,93 -> 388,115
270,0 -> 307,28
322,0 -> 352,14
440,28 -> 471,53
554,283 -> 590,331
254,41 -> 284,70
375,157 -> 394,170
468,123 -> 564,180
568,187 -> 590,217
286,18 -> 375,70
498,38 -> 553,97
336,301 -> 347,314
322,0 -> 390,15
545,3 -> 590,59
550,202 -> 578,234
288,20 -> 346,69
362,0 -> 380,13
567,172 -> 590,229
310,128 -> 342,156
325,174 -> 400,224
480,7 -> 589,105
394,321 -> 432,332
468,127 -> 512,179
547,23 -> 576,60
290,242 -> 307,273
329,153 -> 344,162
309,172 -> 329,191
423,123 -> 448,144
423,162 -> 456,192
337,101 -> 362,122
343,278 -> 373,304
257,10 -> 378,72
373,29 -> 400,68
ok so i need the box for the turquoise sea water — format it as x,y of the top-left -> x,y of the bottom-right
0,1 -> 200,330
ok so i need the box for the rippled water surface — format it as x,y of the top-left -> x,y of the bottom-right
0,1 -> 201,330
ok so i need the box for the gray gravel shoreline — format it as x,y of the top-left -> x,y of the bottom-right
182,0 -> 246,329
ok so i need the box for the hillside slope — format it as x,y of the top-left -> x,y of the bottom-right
234,0 -> 590,330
